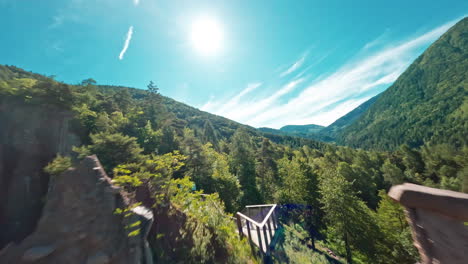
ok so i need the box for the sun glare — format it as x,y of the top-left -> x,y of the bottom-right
191,17 -> 223,56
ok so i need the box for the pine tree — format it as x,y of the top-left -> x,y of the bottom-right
381,159 -> 405,185
230,128 -> 261,206
202,120 -> 219,149
257,138 -> 278,202
73,132 -> 143,173
180,128 -> 211,190
375,190 -> 419,264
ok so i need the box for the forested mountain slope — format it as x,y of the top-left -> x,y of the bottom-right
322,94 -> 380,136
98,84 -> 326,149
337,17 -> 468,150
0,65 -> 324,150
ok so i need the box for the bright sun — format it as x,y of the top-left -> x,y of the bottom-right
191,17 -> 223,56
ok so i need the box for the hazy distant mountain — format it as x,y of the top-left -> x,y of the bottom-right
258,124 -> 323,136
280,124 -> 325,134
258,124 -> 327,141
258,96 -> 379,142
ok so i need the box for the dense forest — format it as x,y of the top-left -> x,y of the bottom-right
337,17 -> 468,150
0,17 -> 467,264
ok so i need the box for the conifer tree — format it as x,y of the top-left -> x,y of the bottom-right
230,128 -> 261,206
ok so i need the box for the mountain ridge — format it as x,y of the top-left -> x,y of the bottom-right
337,17 -> 468,150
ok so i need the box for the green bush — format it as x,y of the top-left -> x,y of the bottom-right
43,154 -> 72,177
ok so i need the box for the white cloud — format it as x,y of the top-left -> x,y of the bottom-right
119,26 -> 134,60
291,96 -> 373,127
201,18 -> 459,128
203,79 -> 304,123
133,0 -> 140,6
280,54 -> 307,77
362,29 -> 390,50
201,82 -> 261,115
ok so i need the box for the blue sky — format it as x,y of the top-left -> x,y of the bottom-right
0,0 -> 467,128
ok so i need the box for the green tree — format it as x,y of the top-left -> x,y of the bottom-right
74,132 -> 143,173
44,155 -> 72,177
95,112 -> 112,132
72,103 -> 97,136
375,190 -> 418,264
201,120 -> 219,149
203,143 -> 241,212
335,161 -> 378,208
319,170 -> 380,263
147,81 -> 159,94
158,126 -> 178,154
137,121 -> 163,154
180,128 -> 210,186
257,138 -> 278,202
230,128 -> 261,206
381,159 -> 405,185
162,177 -> 255,263
80,78 -> 97,86
277,155 -> 309,205
278,224 -> 330,264
113,88 -> 133,113
112,151 -> 186,193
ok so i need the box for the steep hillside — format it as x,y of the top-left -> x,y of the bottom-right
338,17 -> 468,150
0,65 -> 48,81
98,85 -> 255,138
0,65 -> 324,150
322,94 -> 380,136
98,85 -> 326,149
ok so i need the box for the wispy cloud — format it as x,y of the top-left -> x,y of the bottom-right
362,29 -> 390,51
48,0 -> 91,29
201,18 -> 459,128
201,82 -> 261,116
49,15 -> 64,28
280,54 -> 307,77
119,26 -> 134,60
203,79 -> 304,122
133,0 -> 140,6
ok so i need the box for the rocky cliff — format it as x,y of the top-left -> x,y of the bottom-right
0,100 -> 153,263
0,155 -> 153,264
0,101 -> 80,247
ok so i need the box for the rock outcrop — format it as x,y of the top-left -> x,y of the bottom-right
0,155 -> 153,264
0,101 -> 81,247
